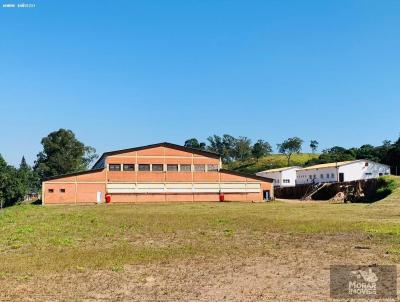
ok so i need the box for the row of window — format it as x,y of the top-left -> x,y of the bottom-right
48,189 -> 65,193
109,163 -> 219,172
273,179 -> 291,184
297,173 -> 336,180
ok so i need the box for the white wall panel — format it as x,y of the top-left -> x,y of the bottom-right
107,182 -> 261,194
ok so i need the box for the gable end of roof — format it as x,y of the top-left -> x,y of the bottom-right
92,142 -> 220,169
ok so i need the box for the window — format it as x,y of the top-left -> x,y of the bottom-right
138,164 -> 150,171
331,173 -> 335,178
320,174 -> 324,179
365,162 -> 369,167
326,173 -> 330,178
60,189 -> 66,193
309,175 -> 312,179
152,164 -> 164,171
313,175 -> 316,179
109,164 -> 121,171
379,173 -> 383,176
365,172 -> 372,176
167,164 -> 178,171
48,189 -> 54,193
123,164 -> 135,171
207,164 -> 219,171
194,164 -> 205,172
283,179 -> 290,183
180,164 -> 191,172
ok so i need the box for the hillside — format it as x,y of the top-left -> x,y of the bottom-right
372,175 -> 400,205
225,153 -> 319,174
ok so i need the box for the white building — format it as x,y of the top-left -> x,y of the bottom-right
256,166 -> 301,187
296,160 -> 390,185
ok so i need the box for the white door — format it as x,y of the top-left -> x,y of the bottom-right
97,191 -> 102,203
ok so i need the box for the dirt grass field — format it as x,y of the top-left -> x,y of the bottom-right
1,176 -> 400,301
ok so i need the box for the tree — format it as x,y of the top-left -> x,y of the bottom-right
184,138 -> 206,150
19,156 -> 29,172
354,144 -> 380,162
320,146 -> 356,162
0,154 -> 8,208
233,137 -> 252,161
310,140 -> 319,153
252,140 -> 272,162
34,129 -> 98,180
305,146 -> 356,166
386,137 -> 400,175
18,156 -> 40,196
376,140 -> 393,163
0,154 -> 25,208
207,134 -> 236,163
207,135 -> 224,158
277,137 -> 303,166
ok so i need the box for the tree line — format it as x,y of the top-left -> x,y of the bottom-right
305,139 -> 400,173
185,135 -> 306,165
0,129 -> 399,207
0,129 -> 97,207
185,135 -> 400,174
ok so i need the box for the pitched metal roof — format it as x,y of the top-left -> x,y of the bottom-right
92,142 -> 220,169
219,169 -> 273,183
299,159 -> 390,171
44,167 -> 105,181
260,166 -> 302,173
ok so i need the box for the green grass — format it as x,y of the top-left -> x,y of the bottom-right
225,153 -> 319,173
1,178 -> 400,277
367,175 -> 400,203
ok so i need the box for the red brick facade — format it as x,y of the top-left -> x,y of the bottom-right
42,143 -> 273,204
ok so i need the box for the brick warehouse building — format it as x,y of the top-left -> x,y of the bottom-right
42,142 -> 273,204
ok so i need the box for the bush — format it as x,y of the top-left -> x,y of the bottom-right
367,177 -> 398,202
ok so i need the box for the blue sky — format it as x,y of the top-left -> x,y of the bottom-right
1,0 -> 399,166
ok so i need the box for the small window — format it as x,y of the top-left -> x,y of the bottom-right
365,172 -> 372,176
109,164 -> 121,171
326,173 -> 330,178
60,189 -> 66,193
152,164 -> 164,171
167,164 -> 178,172
207,164 -> 219,171
180,164 -> 191,172
320,174 -> 324,179
194,164 -> 205,172
379,173 -> 383,176
123,164 -> 135,171
365,162 -> 369,167
138,164 -> 150,171
331,173 -> 335,178
283,179 -> 290,183
309,175 -> 312,179
48,189 -> 54,193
